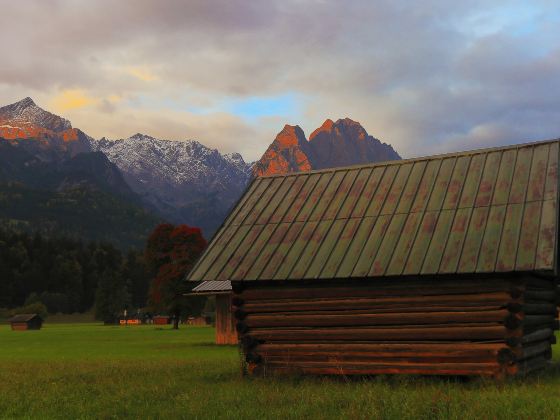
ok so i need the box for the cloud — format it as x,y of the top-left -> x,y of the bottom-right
50,89 -> 98,111
0,0 -> 559,160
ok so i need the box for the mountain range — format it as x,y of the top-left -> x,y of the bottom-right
0,97 -> 400,246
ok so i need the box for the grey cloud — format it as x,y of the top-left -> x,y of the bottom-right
0,0 -> 559,160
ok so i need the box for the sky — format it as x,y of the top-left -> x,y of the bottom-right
1,0 -> 559,161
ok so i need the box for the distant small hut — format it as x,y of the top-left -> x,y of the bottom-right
153,315 -> 170,325
186,281 -> 237,345
186,139 -> 560,378
9,314 -> 43,331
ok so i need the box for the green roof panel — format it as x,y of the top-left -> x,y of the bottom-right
186,139 -> 560,282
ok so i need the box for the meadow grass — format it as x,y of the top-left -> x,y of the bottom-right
0,323 -> 559,419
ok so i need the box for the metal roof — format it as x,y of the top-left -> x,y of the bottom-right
190,281 -> 232,294
187,139 -> 560,282
8,314 -> 41,322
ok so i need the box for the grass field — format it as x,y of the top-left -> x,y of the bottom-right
0,323 -> 559,419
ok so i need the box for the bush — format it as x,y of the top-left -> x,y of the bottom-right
12,302 -> 48,319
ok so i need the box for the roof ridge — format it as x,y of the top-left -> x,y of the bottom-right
256,137 -> 560,179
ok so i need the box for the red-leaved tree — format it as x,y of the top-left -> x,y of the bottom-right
145,223 -> 207,329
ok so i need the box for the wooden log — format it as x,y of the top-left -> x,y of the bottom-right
243,310 -> 512,328
524,290 -> 557,302
522,315 -> 557,327
257,342 -> 509,354
260,361 -> 501,376
239,282 -> 518,301
521,328 -> 554,344
519,341 -> 552,361
519,303 -> 558,315
259,353 -> 504,364
517,355 -> 548,375
246,324 -> 514,342
241,293 -> 515,313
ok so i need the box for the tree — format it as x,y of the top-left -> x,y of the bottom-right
146,224 -> 207,329
94,269 -> 130,324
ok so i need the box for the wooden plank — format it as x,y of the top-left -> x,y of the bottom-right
365,164 -> 400,217
526,143 -> 550,201
543,141 -> 559,201
535,199 -> 557,270
410,159 -> 441,212
203,225 -> 252,280
403,211 -> 439,275
492,149 -> 517,205
369,214 -> 408,276
216,225 -> 265,280
351,214 -> 392,276
268,175 -> 308,223
337,168 -> 373,219
271,221 -> 318,280
322,170 -> 360,220
458,153 -> 486,208
335,217 -> 378,278
289,220 -> 333,278
319,218 -> 362,278
277,174 -> 320,223
351,167 -> 385,217
295,172 -> 334,222
244,177 -> 286,225
244,223 -> 291,280
231,178 -> 272,225
509,146 -> 533,203
515,201 -> 542,270
421,210 -> 455,274
442,155 -> 470,209
396,161 -> 427,213
380,163 -> 414,215
260,222 -> 304,279
304,219 -> 347,278
495,204 -> 524,271
439,208 -> 472,273
308,171 -> 346,221
476,205 -> 507,273
188,225 -> 238,280
385,212 -> 423,276
458,207 -> 490,272
231,224 -> 278,280
426,157 -> 456,211
474,151 -> 502,207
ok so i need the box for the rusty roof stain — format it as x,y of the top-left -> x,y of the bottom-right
186,139 -> 560,282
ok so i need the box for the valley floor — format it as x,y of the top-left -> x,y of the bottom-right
0,323 -> 559,419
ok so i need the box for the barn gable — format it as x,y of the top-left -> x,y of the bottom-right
187,139 -> 560,282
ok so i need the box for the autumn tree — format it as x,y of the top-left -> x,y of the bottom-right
145,224 -> 207,329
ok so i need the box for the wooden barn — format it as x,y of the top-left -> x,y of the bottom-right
9,314 -> 43,331
186,281 -> 237,345
186,139 -> 560,378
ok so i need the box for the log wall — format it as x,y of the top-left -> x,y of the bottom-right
233,276 -> 559,377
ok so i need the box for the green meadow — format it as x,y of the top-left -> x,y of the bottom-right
0,322 -> 559,419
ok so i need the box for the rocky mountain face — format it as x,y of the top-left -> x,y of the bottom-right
0,99 -> 160,248
0,97 -> 92,160
0,98 -> 402,242
253,118 -> 400,176
89,134 -> 252,235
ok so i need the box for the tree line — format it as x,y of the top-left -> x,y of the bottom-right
0,223 -> 207,324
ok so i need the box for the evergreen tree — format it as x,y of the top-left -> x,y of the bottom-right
94,269 -> 130,324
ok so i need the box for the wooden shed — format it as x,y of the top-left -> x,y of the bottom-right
186,139 -> 560,378
187,281 -> 237,345
9,314 -> 43,331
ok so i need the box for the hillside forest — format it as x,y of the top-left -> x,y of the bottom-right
0,223 -> 207,324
